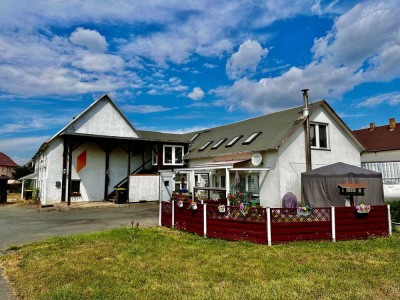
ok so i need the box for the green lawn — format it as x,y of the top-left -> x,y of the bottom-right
1,227 -> 400,300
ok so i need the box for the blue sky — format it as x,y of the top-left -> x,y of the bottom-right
0,0 -> 399,164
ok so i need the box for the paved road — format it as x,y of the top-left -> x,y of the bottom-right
0,203 -> 159,250
0,203 -> 159,300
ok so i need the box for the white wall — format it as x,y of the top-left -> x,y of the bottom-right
36,138 -> 64,205
129,175 -> 160,202
277,106 -> 362,206
72,143 -> 105,202
109,147 -> 128,194
68,98 -> 139,138
361,150 -> 400,162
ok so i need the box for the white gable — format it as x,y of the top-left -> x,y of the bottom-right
64,97 -> 139,138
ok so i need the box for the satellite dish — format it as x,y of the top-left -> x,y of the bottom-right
251,153 -> 262,166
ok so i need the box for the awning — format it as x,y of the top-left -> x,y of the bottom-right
19,173 -> 38,180
192,159 -> 250,169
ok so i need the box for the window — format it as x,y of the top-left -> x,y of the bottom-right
195,174 -> 209,187
242,132 -> 261,145
190,133 -> 200,142
199,141 -> 213,151
213,175 -> 226,188
152,148 -> 158,165
71,180 -> 81,196
225,135 -> 243,148
310,123 -> 329,149
246,174 -> 259,193
163,145 -> 184,165
211,138 -> 227,149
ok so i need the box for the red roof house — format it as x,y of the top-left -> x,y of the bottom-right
0,152 -> 18,177
353,118 -> 400,151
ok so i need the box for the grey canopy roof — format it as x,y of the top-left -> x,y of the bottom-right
302,162 -> 382,178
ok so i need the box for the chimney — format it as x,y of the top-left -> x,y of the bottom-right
369,123 -> 375,131
389,118 -> 396,131
302,89 -> 312,172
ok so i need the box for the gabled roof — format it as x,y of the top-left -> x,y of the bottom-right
181,100 -> 363,159
138,130 -> 191,144
0,152 -> 18,167
34,94 -> 142,158
353,123 -> 400,152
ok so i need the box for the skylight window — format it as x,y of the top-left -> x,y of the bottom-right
211,138 -> 227,149
190,133 -> 200,142
199,141 -> 213,151
225,135 -> 243,148
242,132 -> 261,145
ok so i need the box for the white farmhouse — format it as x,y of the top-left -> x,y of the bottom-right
28,94 -> 364,207
141,100 -> 364,207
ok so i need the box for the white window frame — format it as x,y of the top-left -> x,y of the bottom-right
163,145 -> 184,166
310,123 -> 329,149
152,150 -> 158,166
212,174 -> 226,188
246,174 -> 260,194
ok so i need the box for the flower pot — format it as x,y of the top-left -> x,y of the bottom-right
191,203 -> 198,210
177,201 -> 184,208
218,205 -> 226,213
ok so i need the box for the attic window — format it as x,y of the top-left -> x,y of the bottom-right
242,132 -> 261,145
225,135 -> 243,148
199,141 -> 213,151
211,138 -> 227,149
190,133 -> 200,142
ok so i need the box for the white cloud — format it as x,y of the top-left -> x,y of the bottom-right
188,87 -> 205,100
70,27 -> 108,52
122,104 -> 175,113
203,63 -> 217,69
72,52 -> 124,73
356,92 -> 400,108
0,136 -> 49,157
214,0 -> 400,112
226,40 -> 268,79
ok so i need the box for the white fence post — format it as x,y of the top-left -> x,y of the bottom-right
267,207 -> 272,246
159,200 -> 162,226
171,200 -> 175,228
331,206 -> 336,242
388,204 -> 392,235
204,204 -> 207,238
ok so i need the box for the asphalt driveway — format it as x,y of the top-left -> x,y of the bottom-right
0,203 -> 159,250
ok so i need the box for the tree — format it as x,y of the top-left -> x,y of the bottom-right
11,165 -> 34,180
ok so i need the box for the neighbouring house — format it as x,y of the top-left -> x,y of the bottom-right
0,152 -> 18,178
141,100 -> 365,207
28,95 -> 189,205
353,118 -> 400,201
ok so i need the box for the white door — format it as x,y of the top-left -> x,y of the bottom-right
160,172 -> 174,201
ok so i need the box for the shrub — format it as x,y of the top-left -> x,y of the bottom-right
387,201 -> 400,223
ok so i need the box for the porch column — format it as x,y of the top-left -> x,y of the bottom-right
21,180 -> 25,200
61,138 -> 68,202
225,168 -> 230,205
67,140 -> 72,206
190,170 -> 195,201
104,148 -> 110,200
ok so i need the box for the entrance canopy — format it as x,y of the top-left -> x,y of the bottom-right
301,162 -> 384,207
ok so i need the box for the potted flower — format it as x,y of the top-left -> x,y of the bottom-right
218,204 -> 226,213
356,203 -> 371,214
177,200 -> 184,208
188,201 -> 198,210
297,205 -> 312,216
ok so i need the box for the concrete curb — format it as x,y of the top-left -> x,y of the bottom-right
37,201 -> 159,212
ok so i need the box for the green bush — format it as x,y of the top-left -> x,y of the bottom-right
387,201 -> 400,223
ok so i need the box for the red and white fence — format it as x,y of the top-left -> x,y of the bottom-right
160,201 -> 391,245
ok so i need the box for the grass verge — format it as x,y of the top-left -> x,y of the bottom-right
1,227 -> 400,300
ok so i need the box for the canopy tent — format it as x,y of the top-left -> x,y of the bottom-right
301,162 -> 384,207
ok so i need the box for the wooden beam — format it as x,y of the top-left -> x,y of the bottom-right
61,138 -> 68,202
